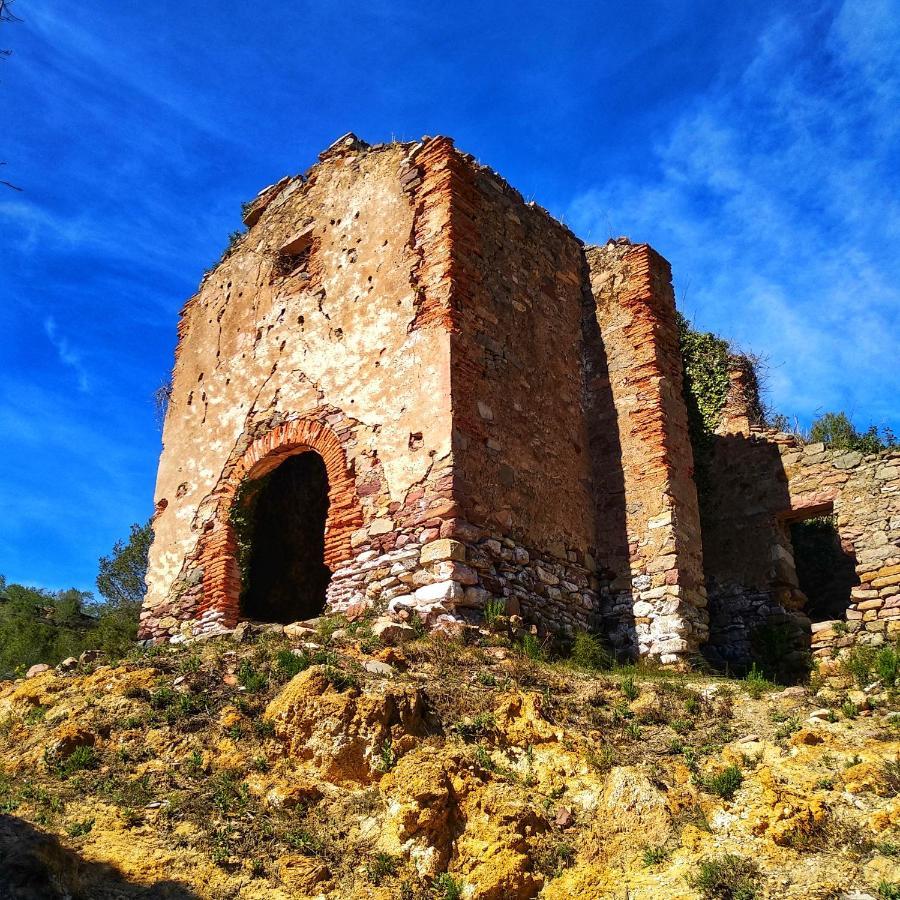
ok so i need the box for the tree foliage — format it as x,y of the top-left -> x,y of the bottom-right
97,520 -> 153,607
0,581 -> 95,675
809,411 -> 896,455
0,520 -> 152,676
677,312 -> 732,487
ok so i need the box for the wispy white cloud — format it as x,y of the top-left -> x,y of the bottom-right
44,316 -> 90,393
569,0 -> 900,428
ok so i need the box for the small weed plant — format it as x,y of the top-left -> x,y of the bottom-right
700,766 -> 743,801
691,853 -> 759,900
569,631 -> 611,670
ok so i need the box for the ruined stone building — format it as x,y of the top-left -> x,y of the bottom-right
140,133 -> 900,672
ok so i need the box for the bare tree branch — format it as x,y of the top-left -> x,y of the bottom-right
0,0 -> 22,25
1,0 -> 21,190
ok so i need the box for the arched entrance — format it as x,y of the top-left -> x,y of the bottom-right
198,417 -> 363,629
236,451 -> 331,623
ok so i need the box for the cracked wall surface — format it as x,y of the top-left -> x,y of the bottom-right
142,138 -> 455,640
141,133 -> 712,660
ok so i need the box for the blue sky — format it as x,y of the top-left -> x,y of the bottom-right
2,0 -> 898,593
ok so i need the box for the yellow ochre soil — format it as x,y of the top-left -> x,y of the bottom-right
1,620 -> 899,899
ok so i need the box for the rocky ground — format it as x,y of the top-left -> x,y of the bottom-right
1,615 -> 899,900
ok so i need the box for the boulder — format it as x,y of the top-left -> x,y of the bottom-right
25,664 -> 51,679
371,618 -> 416,645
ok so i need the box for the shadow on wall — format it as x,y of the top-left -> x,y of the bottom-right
698,431 -> 829,683
581,276 -> 637,659
0,815 -> 200,900
789,515 -> 859,623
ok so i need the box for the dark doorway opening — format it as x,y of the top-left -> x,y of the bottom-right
789,514 -> 858,622
239,451 -> 331,624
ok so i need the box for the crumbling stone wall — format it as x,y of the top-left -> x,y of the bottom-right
439,141 -> 604,637
145,131 -> 899,675
701,415 -> 900,672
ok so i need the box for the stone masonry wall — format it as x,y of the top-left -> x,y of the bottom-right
435,140 -> 605,637
584,240 -> 708,664
701,420 -> 900,672
142,137 -> 460,640
142,133 -> 739,668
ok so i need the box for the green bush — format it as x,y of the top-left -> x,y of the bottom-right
365,852 -> 399,885
275,648 -> 309,680
620,674 -> 639,701
809,411 -> 895,455
743,664 -> 774,699
690,854 -> 759,900
876,644 -> 900,688
434,873 -> 465,900
642,845 -> 670,867
520,632 -> 544,661
569,631 -> 611,670
483,598 -> 506,628
701,766 -> 743,801
677,313 -> 732,485
835,640 -> 900,694
0,520 -> 149,676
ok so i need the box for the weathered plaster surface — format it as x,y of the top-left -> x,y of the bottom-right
142,131 -> 899,671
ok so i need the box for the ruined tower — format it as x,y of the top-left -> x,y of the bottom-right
140,133 -> 711,664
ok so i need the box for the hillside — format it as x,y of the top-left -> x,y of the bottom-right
1,617 -> 899,899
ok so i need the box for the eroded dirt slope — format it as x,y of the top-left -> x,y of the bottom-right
1,620 -> 899,899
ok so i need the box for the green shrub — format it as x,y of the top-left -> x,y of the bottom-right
374,739 -> 396,773
809,411 -> 895,455
620,674 -> 639,701
520,632 -> 544,661
50,745 -> 99,779
365,852 -> 399,885
842,644 -> 880,688
275,648 -> 308,680
237,660 -> 268,692
700,766 -> 743,801
434,873 -> 465,900
569,631 -> 611,670
677,313 -> 732,485
743,664 -> 774,699
642,845 -> 670,867
690,854 -> 759,900
66,819 -> 94,838
878,882 -> 900,900
881,759 -> 900,796
534,840 -> 575,877
0,521 -> 149,675
876,644 -> 900,688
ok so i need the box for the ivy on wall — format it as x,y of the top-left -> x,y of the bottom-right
228,473 -> 271,587
676,312 -> 732,487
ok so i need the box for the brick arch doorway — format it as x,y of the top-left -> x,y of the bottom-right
237,450 -> 331,623
201,418 -> 363,629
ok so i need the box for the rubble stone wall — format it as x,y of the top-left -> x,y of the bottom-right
701,420 -> 900,671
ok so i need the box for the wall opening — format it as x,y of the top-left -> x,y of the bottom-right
789,512 -> 858,623
236,451 -> 331,624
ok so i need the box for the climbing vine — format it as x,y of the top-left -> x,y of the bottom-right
676,312 -> 732,489
228,473 -> 270,587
